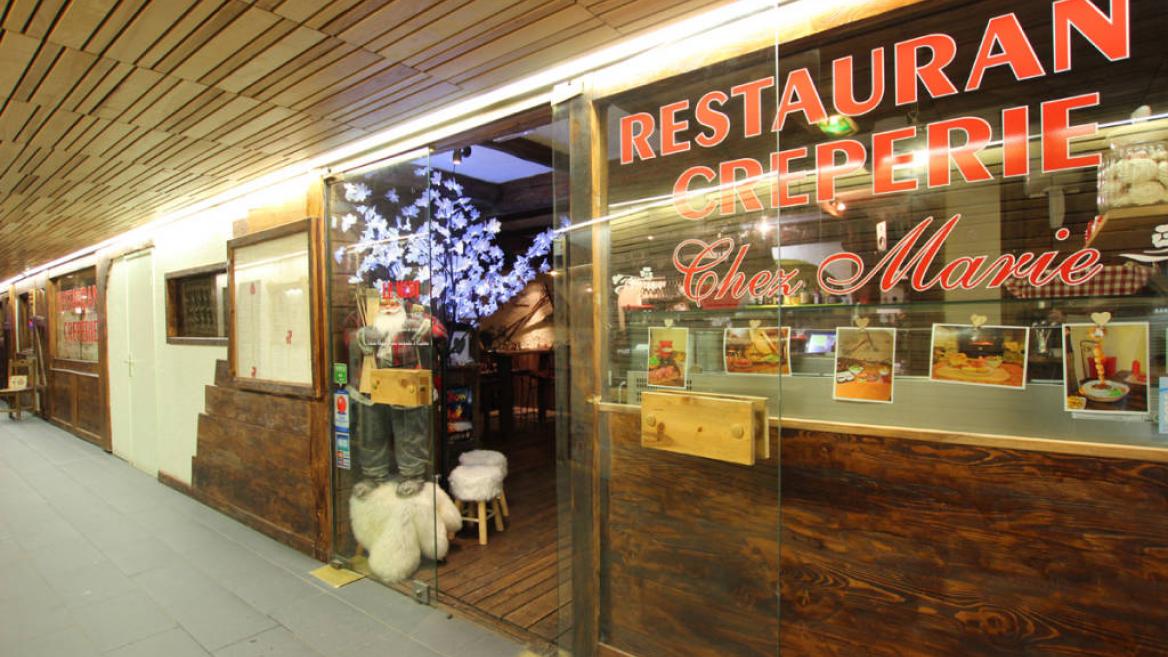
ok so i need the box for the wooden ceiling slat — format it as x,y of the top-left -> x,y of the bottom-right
612,0 -> 732,34
213,105 -> 297,145
83,0 -> 149,55
199,17 -> 298,89
26,107 -> 82,150
182,94 -> 261,139
214,24 -> 325,93
423,5 -> 594,80
159,1 -> 253,78
23,0 -> 68,39
59,56 -> 117,112
56,113 -> 99,153
270,0 -> 328,25
332,0 -> 444,48
46,0 -> 118,51
2,1 -> 38,33
171,5 -> 282,82
12,103 -> 51,144
401,0 -> 570,71
136,0 -> 227,70
347,79 -> 460,129
70,60 -> 134,114
11,41 -> 62,102
369,0 -> 515,63
102,0 -> 199,65
30,46 -> 99,108
0,100 -> 39,142
126,78 -> 206,129
242,37 -> 349,101
296,62 -> 418,119
268,46 -> 385,108
90,65 -> 165,120
158,86 -> 226,133
0,30 -> 41,99
300,0 -> 365,31
449,20 -> 615,87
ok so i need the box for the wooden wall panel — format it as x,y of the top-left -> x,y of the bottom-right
599,414 -> 1168,657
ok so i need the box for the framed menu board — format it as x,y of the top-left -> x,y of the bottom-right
227,219 -> 321,397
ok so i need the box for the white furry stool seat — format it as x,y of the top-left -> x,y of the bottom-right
449,464 -> 506,545
458,449 -> 508,477
457,450 -> 510,519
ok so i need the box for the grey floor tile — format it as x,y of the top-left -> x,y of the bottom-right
100,535 -> 183,577
104,627 -> 211,657
166,590 -> 279,652
18,624 -> 102,657
352,631 -> 446,657
270,591 -> 392,656
410,610 -> 513,655
209,560 -> 322,616
72,590 -> 177,652
332,579 -> 434,632
213,627 -> 324,657
42,559 -> 139,607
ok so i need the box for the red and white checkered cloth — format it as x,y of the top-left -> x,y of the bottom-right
1004,263 -> 1154,299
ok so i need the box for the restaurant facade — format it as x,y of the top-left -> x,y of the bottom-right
4,1 -> 1168,655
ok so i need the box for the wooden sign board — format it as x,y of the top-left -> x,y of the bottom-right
641,391 -> 763,466
370,368 -> 432,408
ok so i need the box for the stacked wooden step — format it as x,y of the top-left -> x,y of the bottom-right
192,360 -> 325,557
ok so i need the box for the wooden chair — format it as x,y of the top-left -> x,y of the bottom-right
0,358 -> 34,420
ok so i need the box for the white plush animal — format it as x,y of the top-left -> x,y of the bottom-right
349,480 -> 462,583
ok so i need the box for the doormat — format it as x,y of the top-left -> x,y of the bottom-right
309,564 -> 364,588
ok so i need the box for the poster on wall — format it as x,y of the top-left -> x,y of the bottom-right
833,327 -> 896,404
930,324 -> 1029,390
724,327 -> 790,375
1063,322 -> 1150,415
647,326 -> 689,388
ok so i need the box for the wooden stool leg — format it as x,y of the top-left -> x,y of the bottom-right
492,498 -> 505,532
499,490 -> 510,518
477,501 -> 488,545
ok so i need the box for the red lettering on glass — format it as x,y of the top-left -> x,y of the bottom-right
1053,0 -> 1130,73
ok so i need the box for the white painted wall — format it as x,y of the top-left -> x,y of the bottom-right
149,210 -> 238,484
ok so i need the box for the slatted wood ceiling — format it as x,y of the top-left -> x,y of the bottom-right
0,0 -> 731,279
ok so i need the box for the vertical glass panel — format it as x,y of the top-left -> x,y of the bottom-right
555,5 -> 782,655
326,152 -> 441,598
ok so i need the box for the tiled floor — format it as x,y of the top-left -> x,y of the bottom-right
0,414 -> 533,657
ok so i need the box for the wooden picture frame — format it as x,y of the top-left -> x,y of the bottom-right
227,218 -> 325,399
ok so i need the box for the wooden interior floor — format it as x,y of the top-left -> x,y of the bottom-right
436,414 -> 567,644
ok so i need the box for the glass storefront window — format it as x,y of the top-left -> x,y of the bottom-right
52,268 -> 99,362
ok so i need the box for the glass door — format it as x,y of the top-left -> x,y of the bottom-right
325,151 -> 444,599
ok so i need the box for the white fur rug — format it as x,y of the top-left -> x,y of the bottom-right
349,480 -> 462,583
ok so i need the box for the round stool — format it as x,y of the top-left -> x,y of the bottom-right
449,464 -> 505,545
458,450 -> 509,518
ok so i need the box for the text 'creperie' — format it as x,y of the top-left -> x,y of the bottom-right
617,0 -> 1131,220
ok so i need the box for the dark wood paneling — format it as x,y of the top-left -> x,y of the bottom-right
191,352 -> 331,560
48,371 -> 73,425
600,414 -> 1168,657
781,429 -> 1168,657
74,373 -> 103,437
603,412 -> 778,657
